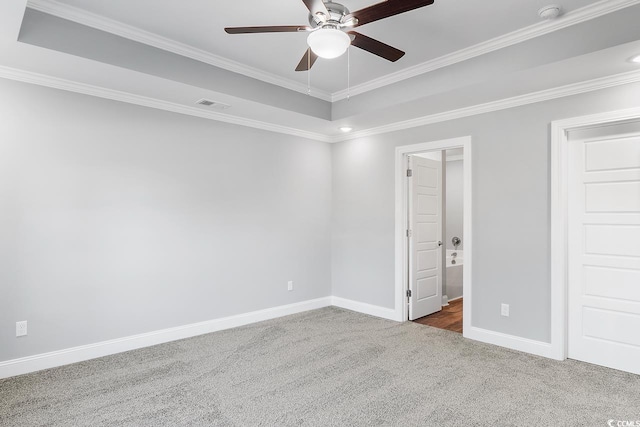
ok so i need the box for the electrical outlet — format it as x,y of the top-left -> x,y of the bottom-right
287,281 -> 293,291
501,304 -> 510,317
16,321 -> 27,337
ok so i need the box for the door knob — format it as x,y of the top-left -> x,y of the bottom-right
438,241 -> 443,247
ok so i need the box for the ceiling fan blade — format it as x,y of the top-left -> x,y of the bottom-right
295,48 -> 319,71
347,0 -> 434,27
349,32 -> 405,62
301,0 -> 330,18
225,25 -> 311,34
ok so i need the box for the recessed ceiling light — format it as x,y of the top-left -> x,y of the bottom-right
630,54 -> 640,64
339,126 -> 353,133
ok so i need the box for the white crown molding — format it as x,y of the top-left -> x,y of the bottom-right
331,70 -> 640,142
26,0 -> 640,104
25,0 -> 333,102
0,65 -> 332,142
2,65 -> 640,145
331,0 -> 640,101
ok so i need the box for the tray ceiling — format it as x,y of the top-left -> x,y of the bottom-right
48,0 -> 604,94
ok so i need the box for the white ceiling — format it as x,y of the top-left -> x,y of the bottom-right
51,0 -> 604,94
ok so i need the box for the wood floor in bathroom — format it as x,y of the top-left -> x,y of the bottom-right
413,298 -> 463,333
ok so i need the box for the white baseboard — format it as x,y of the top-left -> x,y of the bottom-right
1,296 -> 561,380
331,296 -> 398,321
465,326 -> 560,360
0,297 -> 332,379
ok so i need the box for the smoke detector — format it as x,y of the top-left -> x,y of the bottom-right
538,4 -> 562,20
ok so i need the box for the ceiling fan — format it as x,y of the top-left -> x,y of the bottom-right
224,0 -> 435,71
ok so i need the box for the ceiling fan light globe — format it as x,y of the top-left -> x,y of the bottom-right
307,28 -> 351,59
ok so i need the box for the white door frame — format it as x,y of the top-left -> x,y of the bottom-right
550,106 -> 640,360
394,136 -> 472,336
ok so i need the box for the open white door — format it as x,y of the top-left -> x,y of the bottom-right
408,155 -> 443,320
568,132 -> 640,375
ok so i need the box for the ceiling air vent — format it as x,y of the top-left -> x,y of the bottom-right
196,99 -> 231,109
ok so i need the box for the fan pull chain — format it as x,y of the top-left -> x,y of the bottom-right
347,46 -> 350,101
307,49 -> 311,96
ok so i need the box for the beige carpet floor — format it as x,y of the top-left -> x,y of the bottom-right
1,307 -> 639,426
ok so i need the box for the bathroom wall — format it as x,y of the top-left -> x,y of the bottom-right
445,158 -> 463,250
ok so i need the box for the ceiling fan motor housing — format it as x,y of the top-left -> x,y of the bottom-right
309,2 -> 350,28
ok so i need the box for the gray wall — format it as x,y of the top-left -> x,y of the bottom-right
331,82 -> 640,343
0,78 -> 332,362
3,75 -> 640,362
445,159 -> 463,251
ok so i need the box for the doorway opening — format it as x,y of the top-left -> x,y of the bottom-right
394,137 -> 472,338
409,149 -> 464,333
